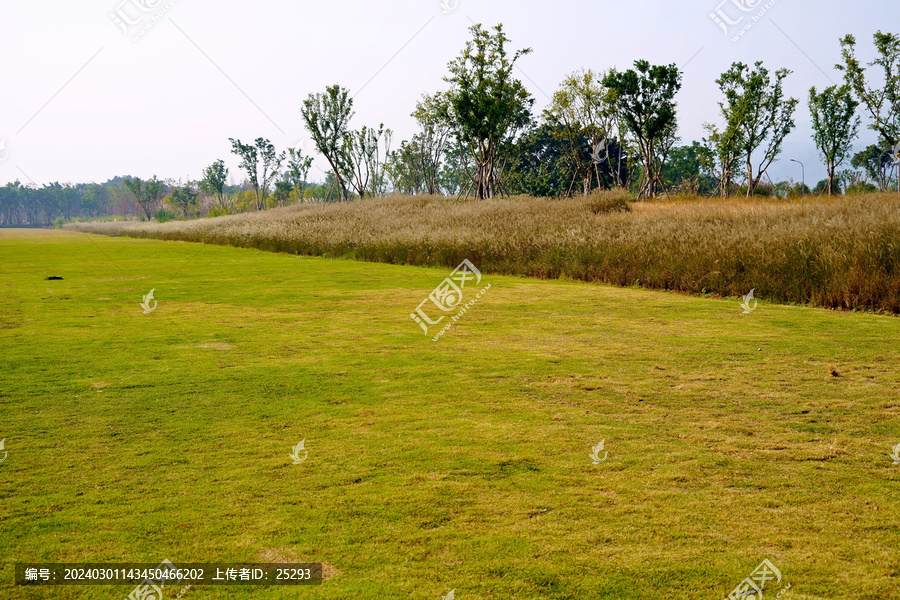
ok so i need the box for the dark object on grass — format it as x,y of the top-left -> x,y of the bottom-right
45,276 -> 63,280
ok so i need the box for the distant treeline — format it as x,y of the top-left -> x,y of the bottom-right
0,175 -> 340,227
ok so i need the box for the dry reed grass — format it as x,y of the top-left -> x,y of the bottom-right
68,189 -> 900,312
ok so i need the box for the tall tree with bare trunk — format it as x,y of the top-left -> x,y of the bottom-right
809,85 -> 860,196
603,60 -> 682,199
442,23 -> 534,200
302,85 -> 354,201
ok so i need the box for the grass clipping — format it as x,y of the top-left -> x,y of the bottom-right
69,189 -> 900,313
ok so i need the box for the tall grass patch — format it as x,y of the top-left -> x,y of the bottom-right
69,192 -> 900,312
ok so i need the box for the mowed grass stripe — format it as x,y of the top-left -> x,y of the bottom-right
0,230 -> 898,600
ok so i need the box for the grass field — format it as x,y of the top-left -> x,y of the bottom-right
1,228 -> 899,599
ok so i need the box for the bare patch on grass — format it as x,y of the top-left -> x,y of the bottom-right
256,547 -> 339,580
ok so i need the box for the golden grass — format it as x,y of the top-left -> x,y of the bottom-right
68,190 -> 900,312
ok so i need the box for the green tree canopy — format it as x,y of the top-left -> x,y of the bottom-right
301,84 -> 354,201
602,60 -> 682,198
718,61 -> 798,197
838,31 -> 900,147
809,85 -> 860,195
543,69 -> 619,195
200,159 -> 229,209
442,23 -> 534,199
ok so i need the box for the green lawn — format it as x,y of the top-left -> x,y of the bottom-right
1,229 -> 898,600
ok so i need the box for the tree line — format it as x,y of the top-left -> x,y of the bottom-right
285,24 -> 898,201
2,25 -> 899,226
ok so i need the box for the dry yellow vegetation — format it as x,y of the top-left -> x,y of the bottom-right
69,189 -> 900,313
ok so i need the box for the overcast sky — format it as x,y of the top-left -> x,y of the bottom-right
0,0 -> 897,189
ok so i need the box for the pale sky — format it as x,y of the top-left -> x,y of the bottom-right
1,0 -> 897,189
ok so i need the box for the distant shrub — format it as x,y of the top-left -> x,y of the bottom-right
207,208 -> 233,218
154,210 -> 176,223
846,182 -> 878,195
737,183 -> 775,197
754,183 -> 774,197
586,188 -> 632,214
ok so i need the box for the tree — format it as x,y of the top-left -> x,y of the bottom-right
257,141 -> 285,207
809,85 -> 860,195
34,182 -> 61,224
503,123 -> 576,197
229,138 -> 284,211
144,175 -> 166,215
503,123 -> 629,197
603,60 -> 682,199
837,31 -> 900,148
301,84 -> 354,201
411,92 -> 453,195
544,69 -> 619,195
851,144 -> 896,191
123,177 -> 154,219
228,139 -> 257,208
774,180 -> 810,198
386,139 -> 426,195
700,124 -> 743,198
662,142 -> 716,196
442,23 -> 534,200
271,180 -> 294,207
718,62 -> 798,197
284,147 -> 313,194
0,182 -> 24,225
702,64 -> 750,198
342,123 -> 392,198
80,184 -> 109,217
200,159 -> 229,209
438,143 -> 476,197
813,178 -> 843,195
169,185 -> 199,217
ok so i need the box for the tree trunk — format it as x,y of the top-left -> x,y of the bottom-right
475,159 -> 496,199
644,155 -> 656,198
746,160 -> 755,197
721,168 -> 731,199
